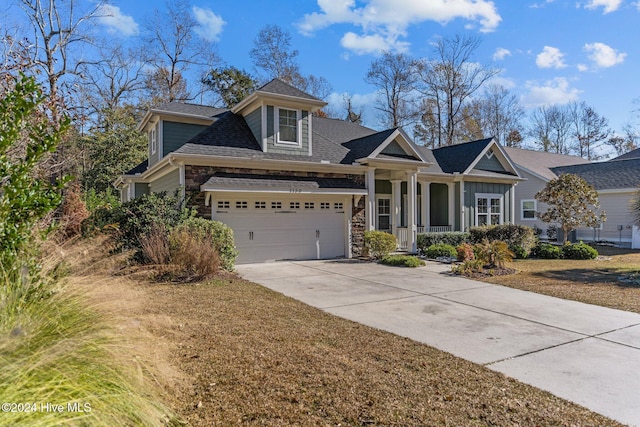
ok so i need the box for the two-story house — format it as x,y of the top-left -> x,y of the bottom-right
116,79 -> 523,263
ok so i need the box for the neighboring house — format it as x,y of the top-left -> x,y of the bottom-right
116,79 -> 522,263
505,147 -> 640,248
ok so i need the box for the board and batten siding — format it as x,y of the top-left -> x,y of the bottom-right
148,122 -> 160,167
265,106 -> 310,155
245,108 -> 262,147
463,181 -> 513,230
512,169 -> 550,232
163,121 -> 209,156
149,169 -> 180,195
474,153 -> 507,173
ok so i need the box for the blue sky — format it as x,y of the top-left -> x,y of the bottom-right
5,0 -> 639,143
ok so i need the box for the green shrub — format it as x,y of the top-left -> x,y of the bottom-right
364,230 -> 397,259
417,232 -> 469,253
380,254 -> 426,267
562,242 -> 598,260
510,245 -> 528,259
111,191 -> 194,252
469,224 -> 537,256
456,243 -> 475,262
532,242 -> 562,259
173,217 -> 237,271
475,240 -> 514,268
424,243 -> 457,259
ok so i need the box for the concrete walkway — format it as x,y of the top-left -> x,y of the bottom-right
237,260 -> 640,426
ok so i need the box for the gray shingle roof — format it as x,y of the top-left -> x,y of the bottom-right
551,158 -> 640,190
175,113 -> 398,165
432,138 -> 493,173
503,147 -> 589,180
151,102 -> 226,119
125,159 -> 148,175
258,79 -> 320,101
201,173 -> 365,191
611,148 -> 640,161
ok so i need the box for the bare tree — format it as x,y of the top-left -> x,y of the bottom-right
249,25 -> 332,101
529,105 -> 573,154
569,101 -> 610,160
342,94 -> 363,124
365,51 -> 417,129
471,84 -> 525,146
415,35 -> 499,146
16,0 -> 105,114
142,0 -> 218,103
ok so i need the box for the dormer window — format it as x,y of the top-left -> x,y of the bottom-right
150,128 -> 157,154
276,108 -> 300,145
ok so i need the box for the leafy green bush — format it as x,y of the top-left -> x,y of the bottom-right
476,240 -> 514,268
417,232 -> 469,253
510,245 -> 528,259
111,191 -> 194,252
364,230 -> 397,259
424,243 -> 457,259
380,254 -> 425,267
172,217 -> 237,271
469,225 -> 537,256
562,242 -> 598,260
532,243 -> 562,259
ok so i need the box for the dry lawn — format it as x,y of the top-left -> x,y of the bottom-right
56,237 -> 624,426
478,246 -> 640,314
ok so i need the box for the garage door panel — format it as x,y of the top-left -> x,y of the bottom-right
215,202 -> 347,263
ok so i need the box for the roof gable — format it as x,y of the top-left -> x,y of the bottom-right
232,78 -> 327,115
611,147 -> 640,161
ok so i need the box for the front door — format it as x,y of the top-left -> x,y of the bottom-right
376,197 -> 391,232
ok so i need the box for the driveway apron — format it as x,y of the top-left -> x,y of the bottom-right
237,260 -> 640,426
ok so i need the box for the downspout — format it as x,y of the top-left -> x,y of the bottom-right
168,156 -> 186,200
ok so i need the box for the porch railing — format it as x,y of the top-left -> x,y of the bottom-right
395,225 -> 454,251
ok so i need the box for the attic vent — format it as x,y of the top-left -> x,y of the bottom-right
486,151 -> 495,159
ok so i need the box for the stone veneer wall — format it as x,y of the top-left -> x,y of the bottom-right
184,165 -> 366,257
351,196 -> 366,257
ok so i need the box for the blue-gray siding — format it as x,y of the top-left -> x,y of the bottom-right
245,108 -> 262,146
149,169 -> 180,194
463,181 -> 513,230
475,152 -> 507,173
135,183 -> 149,198
265,106 -> 310,155
163,121 -> 209,156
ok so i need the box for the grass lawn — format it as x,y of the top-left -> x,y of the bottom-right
60,238 -> 624,426
476,246 -> 640,314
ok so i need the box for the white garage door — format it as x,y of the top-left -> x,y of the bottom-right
214,197 -> 348,263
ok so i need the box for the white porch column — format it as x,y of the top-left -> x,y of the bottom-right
407,171 -> 417,253
420,181 -> 429,231
447,182 -> 455,231
459,180 -> 465,231
391,179 -> 402,236
366,168 -> 376,231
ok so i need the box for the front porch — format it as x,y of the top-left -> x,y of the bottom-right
365,167 -> 457,253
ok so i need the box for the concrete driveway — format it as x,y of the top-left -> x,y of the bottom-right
237,259 -> 640,426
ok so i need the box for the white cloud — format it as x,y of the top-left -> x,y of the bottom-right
530,0 -> 555,8
582,0 -> 622,13
492,47 -> 511,61
298,0 -> 501,54
536,46 -> 567,69
577,63 -> 589,72
583,42 -> 626,67
97,5 -> 139,37
340,32 -> 409,55
192,6 -> 225,42
521,77 -> 581,107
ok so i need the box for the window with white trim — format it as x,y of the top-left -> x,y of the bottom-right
217,201 -> 230,209
521,200 -> 536,220
276,108 -> 299,144
235,201 -> 248,209
150,128 -> 157,154
377,198 -> 391,231
334,202 -> 344,210
320,202 -> 330,210
476,194 -> 502,226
